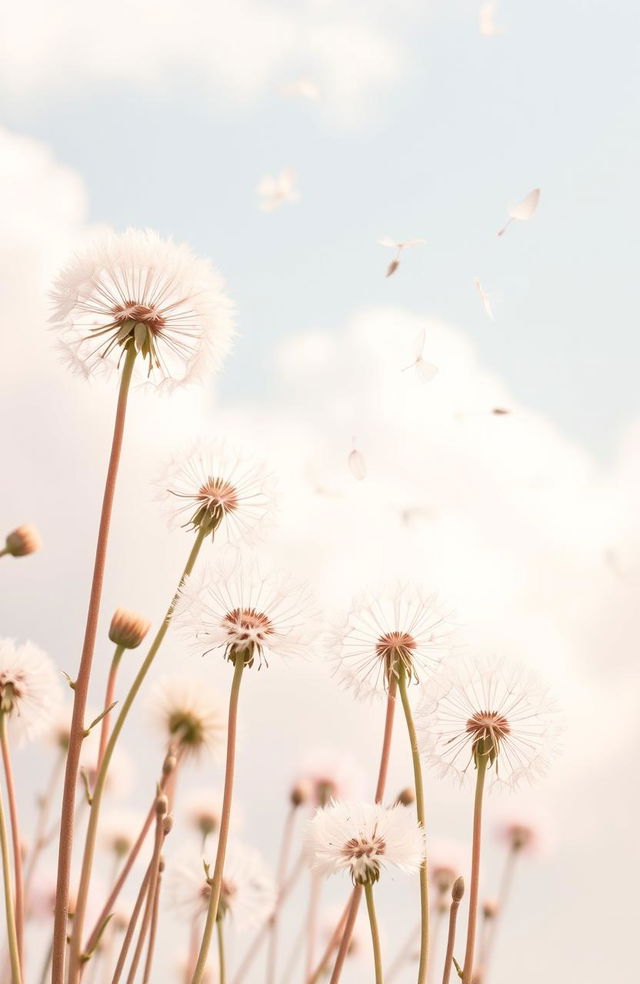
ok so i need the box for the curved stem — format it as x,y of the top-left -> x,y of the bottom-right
109,862 -> 153,984
397,666 -> 430,984
462,758 -> 488,984
52,344 -> 137,984
0,714 -> 24,971
265,808 -> 298,984
442,896 -> 461,984
364,883 -> 384,984
97,646 -> 124,770
138,852 -> 164,984
0,722 -> 22,984
216,919 -> 226,984
190,656 -> 245,984
69,529 -> 207,983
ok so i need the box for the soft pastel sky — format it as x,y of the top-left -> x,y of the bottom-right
0,2 -> 638,983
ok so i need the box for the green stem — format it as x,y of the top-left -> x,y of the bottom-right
364,883 -> 384,984
216,919 -> 226,984
462,757 -> 488,984
52,343 -> 137,984
0,720 -> 22,984
190,656 -> 245,984
97,645 -> 125,770
68,528 -> 207,983
397,666 -> 429,984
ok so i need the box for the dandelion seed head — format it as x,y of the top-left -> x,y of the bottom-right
0,639 -> 62,743
149,675 -> 226,762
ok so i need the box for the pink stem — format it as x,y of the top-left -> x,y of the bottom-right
0,718 -> 24,971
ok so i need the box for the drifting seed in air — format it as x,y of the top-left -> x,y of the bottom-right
479,1 -> 505,36
473,278 -> 495,320
282,79 -> 320,101
498,188 -> 540,236
348,442 -> 367,481
402,324 -> 439,382
378,237 -> 426,277
257,169 -> 300,212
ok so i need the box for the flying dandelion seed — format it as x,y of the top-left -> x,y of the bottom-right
402,325 -> 439,382
257,169 -> 300,211
348,442 -> 367,481
378,237 -> 426,278
479,1 -> 506,37
498,188 -> 540,237
473,278 -> 495,320
282,79 -> 320,100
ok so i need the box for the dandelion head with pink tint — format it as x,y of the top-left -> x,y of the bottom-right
494,807 -> 550,855
305,801 -> 425,886
179,559 -> 318,669
50,228 -> 235,389
161,441 -> 275,543
149,675 -> 226,762
296,747 -> 365,808
332,584 -> 452,698
417,656 -> 562,789
100,810 -> 145,858
429,838 -> 467,896
0,639 -> 62,743
184,788 -> 223,841
167,842 -> 276,928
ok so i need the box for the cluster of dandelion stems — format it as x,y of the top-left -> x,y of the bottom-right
0,334 -> 538,984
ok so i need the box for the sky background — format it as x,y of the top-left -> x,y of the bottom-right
0,1 -> 639,982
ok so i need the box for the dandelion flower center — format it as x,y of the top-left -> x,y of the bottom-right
466,711 -> 511,764
342,834 -> 386,862
197,478 -> 240,512
375,630 -> 418,682
112,302 -> 166,334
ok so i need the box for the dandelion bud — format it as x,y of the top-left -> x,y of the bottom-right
4,524 -> 41,558
108,609 -> 151,650
158,857 -> 166,874
155,794 -> 169,817
482,898 -> 498,919
163,753 -> 178,776
396,787 -> 415,807
290,780 -> 312,807
452,876 -> 465,903
163,816 -> 174,835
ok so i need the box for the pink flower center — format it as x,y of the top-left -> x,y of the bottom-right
112,302 -> 166,334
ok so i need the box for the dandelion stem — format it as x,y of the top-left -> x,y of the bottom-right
476,844 -> 517,982
265,806 -> 299,984
216,919 -> 226,984
69,528 -> 207,984
52,343 -> 137,984
319,680 -> 397,984
397,666 -> 430,984
110,856 -> 153,984
97,645 -> 125,770
0,713 -> 24,972
24,751 -> 65,912
304,873 -> 322,982
462,757 -> 488,984
364,882 -> 384,984
190,655 -> 245,984
141,853 -> 163,984
0,721 -> 22,984
442,890 -> 462,984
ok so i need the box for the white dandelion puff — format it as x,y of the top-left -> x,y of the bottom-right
257,169 -> 300,211
306,801 -> 424,885
49,228 -> 235,389
296,748 -> 366,807
160,441 -> 275,544
0,640 -> 63,743
417,656 -> 563,789
149,675 -> 227,762
178,558 -> 319,668
330,585 -> 453,699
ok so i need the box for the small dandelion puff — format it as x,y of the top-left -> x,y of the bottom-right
167,842 -> 276,928
178,558 -> 318,669
257,169 -> 300,212
149,675 -> 227,762
3,524 -> 42,558
330,585 -> 453,699
497,188 -> 540,237
49,229 -> 235,389
378,237 -> 426,278
417,656 -> 563,789
348,441 -> 367,481
160,441 -> 275,544
494,809 -> 549,855
0,639 -> 63,743
184,788 -> 223,841
282,79 -> 320,100
306,801 -> 424,885
402,325 -> 438,383
296,748 -> 365,807
100,810 -> 145,858
479,1 -> 506,37
473,278 -> 495,320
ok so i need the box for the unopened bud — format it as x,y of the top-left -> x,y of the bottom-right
162,815 -> 173,835
290,780 -> 312,807
155,794 -> 169,817
396,787 -> 415,807
158,857 -> 166,873
4,524 -> 41,558
482,898 -> 498,919
452,876 -> 465,903
108,608 -> 151,650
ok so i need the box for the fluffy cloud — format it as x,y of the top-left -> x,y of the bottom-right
0,0 -> 407,125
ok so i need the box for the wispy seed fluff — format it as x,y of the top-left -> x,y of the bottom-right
50,229 -> 235,389
306,801 -> 425,886
149,675 -> 227,762
160,441 -> 275,544
0,639 -> 63,743
331,584 -> 453,699
417,656 -> 563,789
178,558 -> 318,668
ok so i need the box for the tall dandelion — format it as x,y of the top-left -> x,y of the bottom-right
179,558 -> 317,984
50,229 -> 235,984
417,657 -> 562,984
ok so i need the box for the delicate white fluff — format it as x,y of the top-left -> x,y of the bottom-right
296,747 -> 365,807
330,583 -> 453,699
417,656 -> 563,789
166,842 -> 276,928
100,810 -> 145,856
305,801 -> 424,883
50,228 -> 235,389
149,674 -> 227,761
0,639 -> 63,743
178,557 -> 319,666
160,440 -> 276,544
